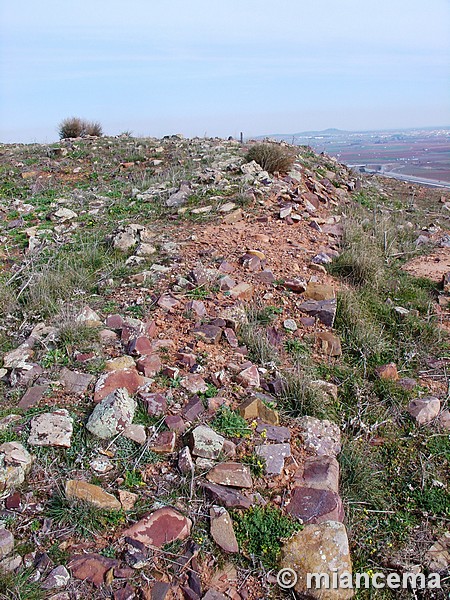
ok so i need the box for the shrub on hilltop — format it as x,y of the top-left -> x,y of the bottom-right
58,117 -> 103,139
246,142 -> 295,174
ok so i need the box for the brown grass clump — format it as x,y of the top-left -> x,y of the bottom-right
246,143 -> 295,174
58,117 -> 103,139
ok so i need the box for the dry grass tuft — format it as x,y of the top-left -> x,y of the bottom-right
246,142 -> 295,174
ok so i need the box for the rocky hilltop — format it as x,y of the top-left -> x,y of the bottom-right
0,135 -> 449,599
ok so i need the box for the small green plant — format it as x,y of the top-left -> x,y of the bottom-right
0,567 -> 45,600
123,469 -> 145,489
242,453 -> 266,477
246,143 -> 295,174
41,348 -> 70,367
233,505 -> 302,569
284,338 -> 310,359
211,406 -> 251,438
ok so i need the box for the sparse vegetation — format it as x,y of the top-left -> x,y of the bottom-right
233,505 -> 302,569
211,406 -> 251,438
58,116 -> 103,139
246,142 -> 295,174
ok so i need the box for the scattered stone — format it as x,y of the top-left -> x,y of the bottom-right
0,553 -> 21,574
311,252 -> 333,265
123,424 -> 147,445
59,367 -> 93,394
122,507 -> 192,547
255,269 -> 276,284
255,423 -> 291,442
295,455 -> 340,493
298,416 -> 341,456
376,363 -> 399,381
94,369 -> 146,403
316,332 -> 342,357
236,365 -> 260,388
182,395 -> 206,422
0,442 -> 34,492
166,182 -> 191,207
118,490 -> 138,511
201,482 -> 252,509
255,443 -> 291,475
75,306 -> 102,327
305,282 -> 335,300
283,278 -> 307,293
280,522 -> 353,600
408,396 -> 440,425
139,392 -> 167,416
286,487 -> 344,523
0,529 -> 14,560
41,565 -> 71,589
65,480 -> 121,510
439,410 -> 450,430
190,426 -> 225,459
178,446 -> 195,474
157,295 -> 180,311
165,415 -> 187,432
90,456 -> 114,473
150,431 -> 176,453
229,282 -> 254,301
136,354 -> 162,378
87,388 -> 136,439
283,319 -> 298,332
210,506 -> 238,553
128,336 -> 153,356
68,554 -> 118,587
206,463 -> 253,488
398,377 -> 417,391
224,328 -> 239,348
238,397 -> 279,425
27,409 -> 73,449
18,385 -> 48,410
299,299 -> 337,327
53,207 -> 77,221
192,324 -> 223,344
186,300 -> 207,316
310,380 -> 338,402
425,532 -> 450,572
181,374 -> 209,394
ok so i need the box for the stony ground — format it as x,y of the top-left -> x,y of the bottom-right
0,135 -> 449,600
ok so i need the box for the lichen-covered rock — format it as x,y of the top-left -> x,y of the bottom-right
280,521 -> 353,599
408,396 -> 440,425
189,425 -> 225,459
298,416 -> 341,457
28,409 -> 73,448
0,442 -> 34,492
86,388 -> 136,439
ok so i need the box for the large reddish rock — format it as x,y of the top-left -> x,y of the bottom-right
136,355 -> 162,378
376,363 -> 399,381
94,369 -> 146,403
210,506 -> 238,553
408,396 -> 441,425
139,392 -> 167,416
294,455 -> 340,493
236,365 -> 260,388
121,507 -> 191,547
286,487 -> 344,524
192,325 -> 223,344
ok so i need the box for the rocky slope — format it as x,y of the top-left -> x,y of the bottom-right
0,135 -> 449,599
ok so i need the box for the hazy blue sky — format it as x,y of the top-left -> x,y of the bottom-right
1,0 -> 449,142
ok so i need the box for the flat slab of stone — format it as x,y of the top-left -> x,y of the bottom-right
286,487 -> 344,524
202,482 -> 252,509
238,397 -> 279,425
66,480 -> 121,510
210,506 -> 238,553
236,365 -> 260,388
316,332 -> 342,357
298,299 -> 336,327
0,442 -> 33,492
68,553 -> 119,587
28,409 -> 73,448
86,388 -> 136,439
122,507 -> 191,547
304,282 -> 335,301
298,416 -> 341,457
18,385 -> 48,410
94,369 -> 146,403
192,325 -> 223,344
256,423 -> 291,442
280,521 -> 353,600
255,443 -> 291,475
408,396 -> 440,425
425,532 -> 450,572
189,425 -> 225,459
59,367 -> 93,395
0,529 -> 14,560
150,431 -> 176,453
294,455 -> 340,493
206,462 -> 253,488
